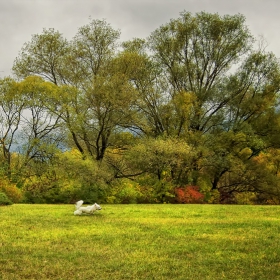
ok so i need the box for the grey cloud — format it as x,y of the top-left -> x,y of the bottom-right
1,0 -> 280,77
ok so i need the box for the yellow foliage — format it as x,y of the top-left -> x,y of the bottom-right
173,91 -> 196,119
238,147 -> 252,159
235,192 -> 257,205
64,148 -> 84,159
0,180 -> 23,203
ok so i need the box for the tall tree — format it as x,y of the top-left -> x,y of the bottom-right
18,77 -> 64,170
13,19 -> 138,161
147,11 -> 280,199
148,11 -> 254,133
13,28 -> 69,85
0,78 -> 25,178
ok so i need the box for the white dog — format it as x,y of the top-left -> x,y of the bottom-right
74,200 -> 102,215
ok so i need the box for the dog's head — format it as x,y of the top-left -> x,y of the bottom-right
94,203 -> 102,210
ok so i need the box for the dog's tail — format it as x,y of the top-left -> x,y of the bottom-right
75,200 -> 84,210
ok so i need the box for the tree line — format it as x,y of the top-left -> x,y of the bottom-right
1,11 -> 280,204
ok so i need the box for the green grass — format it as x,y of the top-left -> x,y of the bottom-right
0,204 -> 280,279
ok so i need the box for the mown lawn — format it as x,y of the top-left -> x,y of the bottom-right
0,204 -> 280,279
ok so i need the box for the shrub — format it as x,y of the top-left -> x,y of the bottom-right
132,174 -> 177,203
0,192 -> 13,205
78,182 -> 109,204
235,192 -> 257,205
108,179 -> 143,204
137,185 -> 158,203
175,185 -> 204,204
0,180 -> 23,203
196,177 -> 219,203
152,180 -> 175,203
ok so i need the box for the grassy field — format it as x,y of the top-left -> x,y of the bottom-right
0,204 -> 280,280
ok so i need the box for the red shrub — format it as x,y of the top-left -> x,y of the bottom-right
175,185 -> 204,204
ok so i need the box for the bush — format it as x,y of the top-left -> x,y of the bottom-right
135,175 -> 176,203
196,177 -> 219,203
0,181 -> 23,203
235,192 -> 257,205
108,179 -> 143,204
136,185 -> 158,203
0,192 -> 13,205
175,185 -> 204,204
78,182 -> 109,204
152,180 -> 175,203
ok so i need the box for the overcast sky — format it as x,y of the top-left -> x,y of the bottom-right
1,0 -> 280,78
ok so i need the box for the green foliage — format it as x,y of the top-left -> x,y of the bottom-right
196,176 -> 218,203
22,149 -> 113,203
127,137 -> 194,183
13,28 -> 69,84
2,12 -> 280,204
133,175 -> 164,203
151,179 -> 175,203
235,192 -> 257,205
107,179 -> 143,204
0,192 -> 13,205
